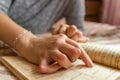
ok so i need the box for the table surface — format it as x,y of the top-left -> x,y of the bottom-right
0,22 -> 120,80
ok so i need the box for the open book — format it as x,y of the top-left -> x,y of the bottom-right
1,42 -> 120,80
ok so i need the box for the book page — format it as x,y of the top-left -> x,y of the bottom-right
80,43 -> 120,69
1,56 -> 120,80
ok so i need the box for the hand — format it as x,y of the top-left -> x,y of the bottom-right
15,33 -> 93,74
52,24 -> 89,42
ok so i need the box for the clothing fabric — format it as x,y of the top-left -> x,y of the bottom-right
0,0 -> 85,34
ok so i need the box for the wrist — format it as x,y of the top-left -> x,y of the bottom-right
14,31 -> 36,55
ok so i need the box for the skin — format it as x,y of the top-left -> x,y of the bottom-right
0,13 -> 93,74
52,24 -> 90,42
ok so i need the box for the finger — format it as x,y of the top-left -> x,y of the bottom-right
66,38 -> 80,48
77,36 -> 90,43
59,43 -> 81,62
79,46 -> 93,67
58,24 -> 68,34
66,25 -> 77,38
39,58 -> 62,73
47,58 -> 55,64
51,50 -> 72,68
71,31 -> 89,42
52,26 -> 61,34
71,31 -> 83,40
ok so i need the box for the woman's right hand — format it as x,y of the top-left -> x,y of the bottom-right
15,33 -> 93,74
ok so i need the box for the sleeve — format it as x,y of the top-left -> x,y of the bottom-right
65,0 -> 86,35
0,0 -> 13,14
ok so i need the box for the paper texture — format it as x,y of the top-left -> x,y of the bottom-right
1,56 -> 120,80
81,43 -> 120,69
1,43 -> 120,80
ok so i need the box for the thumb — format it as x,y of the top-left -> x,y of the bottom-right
51,26 -> 60,34
38,59 -> 62,73
66,25 -> 77,38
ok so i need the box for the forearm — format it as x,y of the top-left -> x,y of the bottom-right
0,13 -> 34,50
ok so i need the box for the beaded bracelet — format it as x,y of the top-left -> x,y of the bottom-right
13,30 -> 29,49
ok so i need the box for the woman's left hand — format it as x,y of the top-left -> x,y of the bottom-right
52,24 -> 89,42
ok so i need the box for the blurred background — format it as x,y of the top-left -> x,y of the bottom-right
86,0 -> 120,26
85,0 -> 102,22
54,0 -> 120,44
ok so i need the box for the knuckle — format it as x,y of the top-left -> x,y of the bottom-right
77,31 -> 83,36
52,38 -> 61,45
58,34 -> 67,38
56,53 -> 72,68
57,54 -> 67,61
70,49 -> 81,62
51,34 -> 67,45
71,48 -> 81,56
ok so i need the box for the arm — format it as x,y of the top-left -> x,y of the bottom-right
0,13 -> 63,73
0,14 -> 31,48
0,14 -> 93,73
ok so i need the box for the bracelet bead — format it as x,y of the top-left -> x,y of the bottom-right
13,30 -> 29,49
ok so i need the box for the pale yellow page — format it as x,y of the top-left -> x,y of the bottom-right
81,43 -> 120,69
1,56 -> 120,80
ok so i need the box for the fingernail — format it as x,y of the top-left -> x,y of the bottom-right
87,59 -> 94,67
